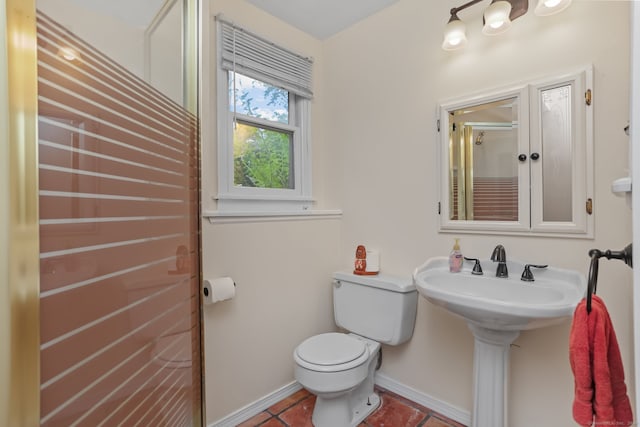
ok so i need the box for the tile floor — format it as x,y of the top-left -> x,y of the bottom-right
237,386 -> 467,427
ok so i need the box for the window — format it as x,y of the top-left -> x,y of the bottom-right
215,17 -> 313,214
230,72 -> 294,190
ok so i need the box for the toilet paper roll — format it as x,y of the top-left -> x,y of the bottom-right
365,250 -> 380,272
203,277 -> 236,305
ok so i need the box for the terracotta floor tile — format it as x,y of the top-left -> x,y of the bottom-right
259,418 -> 287,427
363,393 -> 428,427
278,395 -> 316,427
268,389 -> 311,415
377,388 -> 431,414
237,411 -> 271,427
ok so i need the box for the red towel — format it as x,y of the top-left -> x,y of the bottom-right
569,295 -> 633,426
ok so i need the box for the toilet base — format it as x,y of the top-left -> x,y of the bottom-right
352,392 -> 380,425
310,342 -> 381,427
312,391 -> 380,427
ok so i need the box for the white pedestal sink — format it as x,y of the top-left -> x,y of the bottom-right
413,257 -> 586,427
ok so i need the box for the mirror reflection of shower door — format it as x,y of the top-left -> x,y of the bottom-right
449,124 -> 475,220
447,97 -> 520,223
449,122 -> 519,222
36,2 -> 202,426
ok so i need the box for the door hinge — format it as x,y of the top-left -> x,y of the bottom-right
437,119 -> 441,132
585,89 -> 592,106
438,202 -> 441,215
586,198 -> 593,215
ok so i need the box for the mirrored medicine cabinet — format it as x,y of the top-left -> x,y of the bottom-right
438,67 -> 593,237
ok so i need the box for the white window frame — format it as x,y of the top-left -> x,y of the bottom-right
214,18 -> 313,215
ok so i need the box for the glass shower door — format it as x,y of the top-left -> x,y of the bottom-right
36,1 -> 201,425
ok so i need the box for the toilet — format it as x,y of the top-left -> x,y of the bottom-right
294,272 -> 418,427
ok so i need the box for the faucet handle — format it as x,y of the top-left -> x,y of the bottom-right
464,257 -> 483,275
521,264 -> 548,282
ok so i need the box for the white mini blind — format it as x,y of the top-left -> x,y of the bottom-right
217,16 -> 313,99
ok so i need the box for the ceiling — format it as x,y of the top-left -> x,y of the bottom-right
246,0 -> 401,40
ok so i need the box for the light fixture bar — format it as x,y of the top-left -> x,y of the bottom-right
450,0 -> 485,17
450,0 -> 528,22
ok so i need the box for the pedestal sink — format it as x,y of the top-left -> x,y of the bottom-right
413,257 -> 586,427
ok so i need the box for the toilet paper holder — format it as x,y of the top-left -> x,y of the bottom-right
203,277 -> 236,304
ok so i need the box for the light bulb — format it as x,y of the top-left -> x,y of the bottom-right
442,16 -> 467,51
535,0 -> 572,16
448,37 -> 462,46
483,1 -> 512,36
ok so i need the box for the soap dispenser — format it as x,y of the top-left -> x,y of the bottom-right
449,238 -> 463,273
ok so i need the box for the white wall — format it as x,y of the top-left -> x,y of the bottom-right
324,1 -> 633,426
200,1 -> 341,423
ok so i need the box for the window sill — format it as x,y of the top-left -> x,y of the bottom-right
203,209 -> 343,224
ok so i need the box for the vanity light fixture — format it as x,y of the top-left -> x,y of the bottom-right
442,0 -> 572,50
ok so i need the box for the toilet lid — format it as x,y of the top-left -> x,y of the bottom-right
296,333 -> 366,366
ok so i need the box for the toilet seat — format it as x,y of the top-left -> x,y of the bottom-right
295,333 -> 370,372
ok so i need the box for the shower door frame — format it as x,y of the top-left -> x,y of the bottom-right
3,0 -> 40,426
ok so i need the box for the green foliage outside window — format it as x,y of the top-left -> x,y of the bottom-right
230,72 -> 293,189
233,123 -> 292,189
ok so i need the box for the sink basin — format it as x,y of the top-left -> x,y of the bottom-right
413,257 -> 586,331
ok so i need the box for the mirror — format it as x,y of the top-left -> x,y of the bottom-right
438,68 -> 593,237
448,97 -> 519,222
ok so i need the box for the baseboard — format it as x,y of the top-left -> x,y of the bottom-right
208,381 -> 302,427
209,375 -> 471,427
375,373 -> 471,426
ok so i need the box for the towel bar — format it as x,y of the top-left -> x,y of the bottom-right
586,243 -> 632,313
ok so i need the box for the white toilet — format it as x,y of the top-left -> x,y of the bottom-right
294,271 -> 418,427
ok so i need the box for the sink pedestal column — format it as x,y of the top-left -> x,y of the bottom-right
468,324 -> 520,427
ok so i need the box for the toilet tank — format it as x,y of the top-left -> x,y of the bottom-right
333,272 -> 418,345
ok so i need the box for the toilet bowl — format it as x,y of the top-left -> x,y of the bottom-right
293,272 -> 418,427
294,332 -> 381,427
